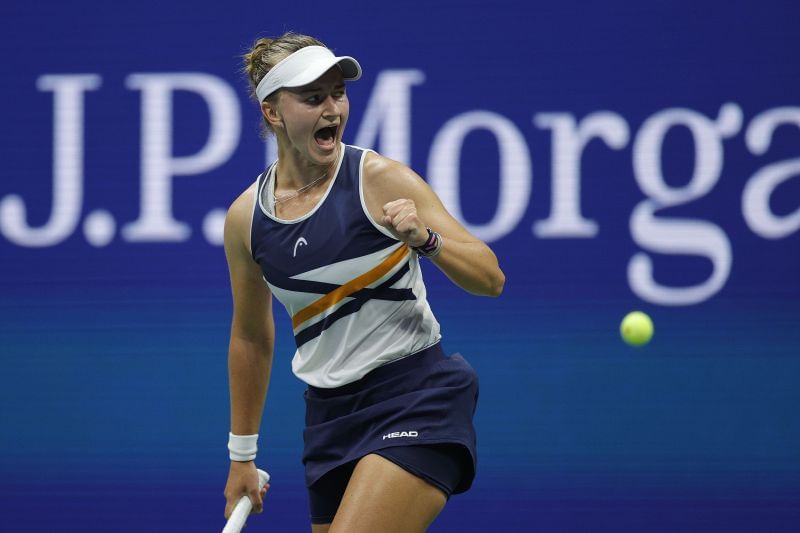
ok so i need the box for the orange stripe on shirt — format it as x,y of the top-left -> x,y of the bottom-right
291,244 -> 409,329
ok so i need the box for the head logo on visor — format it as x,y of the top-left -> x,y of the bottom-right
256,46 -> 362,102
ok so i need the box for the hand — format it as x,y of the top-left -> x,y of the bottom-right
382,199 -> 428,248
224,461 -> 269,520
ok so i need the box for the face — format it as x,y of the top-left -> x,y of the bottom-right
263,66 -> 349,169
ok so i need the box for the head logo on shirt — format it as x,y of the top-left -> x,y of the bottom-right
293,237 -> 308,257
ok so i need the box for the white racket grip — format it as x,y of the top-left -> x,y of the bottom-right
222,469 -> 271,533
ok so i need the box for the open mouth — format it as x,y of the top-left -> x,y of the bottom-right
314,125 -> 338,149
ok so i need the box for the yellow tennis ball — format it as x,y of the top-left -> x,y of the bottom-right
620,311 -> 654,346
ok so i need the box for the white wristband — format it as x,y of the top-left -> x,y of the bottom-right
228,432 -> 258,462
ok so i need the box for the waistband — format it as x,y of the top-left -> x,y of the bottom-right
307,343 -> 445,399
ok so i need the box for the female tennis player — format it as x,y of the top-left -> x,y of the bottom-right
222,32 -> 505,532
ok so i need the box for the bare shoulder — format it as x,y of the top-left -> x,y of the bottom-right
362,151 -> 433,207
224,181 -> 258,256
362,150 -> 482,246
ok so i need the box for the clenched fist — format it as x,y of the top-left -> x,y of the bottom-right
382,199 -> 428,248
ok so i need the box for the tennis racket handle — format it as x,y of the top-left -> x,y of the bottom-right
222,469 -> 271,533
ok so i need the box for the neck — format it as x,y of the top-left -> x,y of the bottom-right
275,143 -> 340,189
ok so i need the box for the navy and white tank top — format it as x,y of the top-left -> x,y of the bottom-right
250,144 -> 441,388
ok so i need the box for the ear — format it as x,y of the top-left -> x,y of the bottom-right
261,100 -> 284,130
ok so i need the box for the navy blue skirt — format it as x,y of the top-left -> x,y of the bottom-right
302,343 -> 479,494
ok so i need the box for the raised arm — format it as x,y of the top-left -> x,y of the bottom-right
363,152 -> 505,297
223,184 -> 275,519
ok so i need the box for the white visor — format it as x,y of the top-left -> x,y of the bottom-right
255,45 -> 362,102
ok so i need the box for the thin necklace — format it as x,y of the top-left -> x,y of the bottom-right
273,172 -> 328,205
273,147 -> 339,207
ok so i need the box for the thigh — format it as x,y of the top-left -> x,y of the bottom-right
329,454 -> 447,533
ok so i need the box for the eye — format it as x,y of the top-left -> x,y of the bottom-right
306,94 -> 322,104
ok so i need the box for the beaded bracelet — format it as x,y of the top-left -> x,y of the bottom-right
412,228 -> 443,257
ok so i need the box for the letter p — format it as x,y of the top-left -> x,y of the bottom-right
122,73 -> 240,241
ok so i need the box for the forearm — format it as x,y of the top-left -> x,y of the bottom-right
429,237 -> 505,297
228,335 -> 274,435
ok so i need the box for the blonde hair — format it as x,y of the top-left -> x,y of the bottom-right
243,33 -> 327,111
242,33 -> 327,135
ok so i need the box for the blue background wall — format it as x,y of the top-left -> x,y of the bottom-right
1,0 -> 798,531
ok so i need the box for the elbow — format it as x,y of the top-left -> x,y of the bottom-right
487,269 -> 505,297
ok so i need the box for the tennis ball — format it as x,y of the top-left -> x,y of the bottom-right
620,311 -> 654,346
